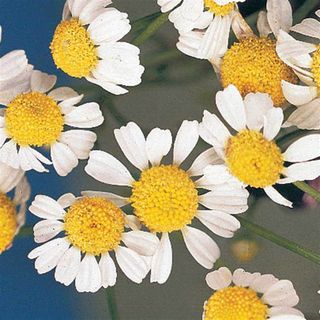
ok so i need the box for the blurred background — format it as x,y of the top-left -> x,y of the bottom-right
0,0 -> 319,319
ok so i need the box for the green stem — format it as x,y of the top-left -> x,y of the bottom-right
133,12 -> 169,46
293,181 -> 320,202
17,226 -> 33,237
106,287 -> 120,320
293,0 -> 319,24
238,217 -> 320,265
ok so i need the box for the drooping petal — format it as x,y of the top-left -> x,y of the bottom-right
263,108 -> 284,141
264,186 -> 293,208
122,231 -> 159,256
99,253 -> 117,288
281,81 -> 317,106
30,70 -> 56,93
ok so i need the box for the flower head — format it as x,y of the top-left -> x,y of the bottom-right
85,120 -> 249,283
51,0 -> 144,95
0,68 -> 103,176
200,85 -> 320,207
28,193 -> 159,292
203,267 -> 305,319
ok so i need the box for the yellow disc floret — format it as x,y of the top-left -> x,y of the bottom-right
0,193 -> 17,254
5,92 -> 64,147
225,130 -> 283,188
311,45 -> 320,88
204,286 -> 268,320
64,197 -> 125,255
50,19 -> 98,78
204,0 -> 235,16
221,37 -> 298,106
130,165 -> 198,233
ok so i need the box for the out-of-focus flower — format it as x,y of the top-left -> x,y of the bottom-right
0,162 -> 30,254
231,238 -> 260,262
276,10 -> 320,130
203,267 -> 305,319
28,193 -> 159,293
302,177 -> 320,208
0,69 -> 103,176
51,0 -> 144,95
85,120 -> 249,284
200,85 -> 320,207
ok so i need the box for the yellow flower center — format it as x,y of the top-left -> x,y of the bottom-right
225,130 -> 283,188
64,197 -> 125,255
0,193 -> 17,254
204,0 -> 235,16
130,165 -> 198,233
50,19 -> 98,78
221,37 -> 298,106
5,92 -> 64,147
311,45 -> 320,89
204,286 -> 268,320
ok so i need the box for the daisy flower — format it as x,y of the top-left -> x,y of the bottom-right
0,162 -> 30,254
50,0 -> 144,95
276,10 -> 320,129
203,267 -> 305,319
178,0 -> 297,107
85,120 -> 249,284
200,85 -> 320,207
28,192 -> 159,293
0,69 -> 103,176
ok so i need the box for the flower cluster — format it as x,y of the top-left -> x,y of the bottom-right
1,0 -> 319,318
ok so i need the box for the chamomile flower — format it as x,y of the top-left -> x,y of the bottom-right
200,85 -> 320,207
50,0 -> 144,95
85,120 -> 249,284
276,10 -> 320,129
203,267 -> 305,319
0,69 -> 103,176
0,162 -> 30,254
178,0 -> 297,107
28,193 -> 159,293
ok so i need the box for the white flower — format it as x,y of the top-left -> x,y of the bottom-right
51,0 -> 144,95
276,10 -> 320,130
203,267 -> 305,319
200,85 -> 320,207
85,120 -> 249,284
28,193 -> 159,293
0,162 -> 30,254
0,69 -> 104,176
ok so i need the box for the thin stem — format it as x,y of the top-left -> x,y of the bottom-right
17,226 -> 33,237
238,217 -> 320,265
293,0 -> 319,24
133,12 -> 169,46
293,181 -> 320,202
106,287 -> 120,320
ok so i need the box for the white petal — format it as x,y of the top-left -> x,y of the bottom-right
81,190 -> 128,207
215,85 -> 246,131
158,0 -> 182,13
151,232 -> 172,284
0,50 -> 28,81
290,17 -> 320,39
57,193 -> 76,208
197,210 -> 241,238
18,146 -> 48,173
0,162 -> 23,193
182,226 -> 220,269
281,81 -> 317,106
51,142 -> 78,176
75,254 -> 102,293
268,307 -> 304,318
232,268 -> 260,287
86,75 -> 128,95
48,87 -> 79,101
146,128 -> 172,166
99,253 -> 117,288
269,316 -> 305,320
264,186 -> 293,207
205,267 -> 232,290
29,195 -> 66,220
0,140 -> 19,169
262,280 -> 299,307
30,70 -> 56,93
257,11 -> 272,36
267,0 -> 293,36
125,215 -> 141,231
59,94 -> 84,110
283,160 -> 320,182
33,220 -> 64,243
250,274 -> 279,293
114,122 -> 148,171
115,246 -> 149,284
263,108 -> 284,140
122,231 -> 159,256
55,246 -> 81,286
85,150 -> 134,186
195,164 -> 235,187
79,0 -> 112,25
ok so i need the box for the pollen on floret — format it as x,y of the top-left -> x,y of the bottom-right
204,0 -> 235,16
311,45 -> 320,89
130,165 -> 198,233
50,19 -> 98,78
204,286 -> 268,320
220,37 -> 298,106
0,193 -> 18,254
225,130 -> 284,188
5,92 -> 64,147
64,197 -> 125,255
